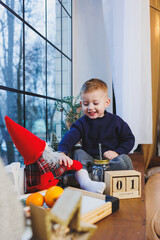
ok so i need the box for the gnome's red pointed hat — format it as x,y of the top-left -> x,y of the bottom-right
5,116 -> 46,165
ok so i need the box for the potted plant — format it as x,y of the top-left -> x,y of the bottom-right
51,95 -> 83,150
55,95 -> 83,130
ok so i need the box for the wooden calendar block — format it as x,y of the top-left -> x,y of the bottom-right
104,170 -> 141,199
112,177 -> 125,193
126,176 -> 139,192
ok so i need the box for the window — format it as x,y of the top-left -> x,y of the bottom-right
0,0 -> 72,165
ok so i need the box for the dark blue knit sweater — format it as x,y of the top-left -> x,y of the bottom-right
58,111 -> 135,157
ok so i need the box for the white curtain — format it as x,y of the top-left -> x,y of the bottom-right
73,0 -> 152,148
73,0 -> 113,113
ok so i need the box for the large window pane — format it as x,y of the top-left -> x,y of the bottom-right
62,0 -> 71,15
47,99 -> 62,145
62,8 -> 71,58
25,95 -> 46,140
25,0 -> 45,37
0,0 -> 72,166
25,27 -> 46,95
3,0 -> 23,17
62,56 -> 71,97
0,6 -> 23,89
0,90 -> 23,127
0,90 -> 24,165
47,44 -> 61,98
47,0 -> 61,50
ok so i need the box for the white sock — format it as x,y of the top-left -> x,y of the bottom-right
75,169 -> 106,194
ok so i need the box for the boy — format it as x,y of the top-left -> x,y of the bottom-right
58,78 -> 135,193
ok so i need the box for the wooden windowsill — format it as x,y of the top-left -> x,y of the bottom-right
89,153 -> 146,240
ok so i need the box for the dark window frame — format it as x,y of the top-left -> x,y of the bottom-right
0,0 -> 72,164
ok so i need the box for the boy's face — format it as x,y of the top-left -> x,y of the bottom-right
80,89 -> 110,119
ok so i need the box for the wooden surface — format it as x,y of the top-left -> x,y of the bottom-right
90,154 -> 146,240
22,154 -> 145,240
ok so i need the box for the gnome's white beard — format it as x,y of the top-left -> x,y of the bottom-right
42,144 -> 60,167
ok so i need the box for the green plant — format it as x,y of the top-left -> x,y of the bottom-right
51,131 -> 59,151
55,95 -> 83,130
51,95 -> 83,150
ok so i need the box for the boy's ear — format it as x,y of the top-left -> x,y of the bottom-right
106,98 -> 111,108
80,101 -> 82,106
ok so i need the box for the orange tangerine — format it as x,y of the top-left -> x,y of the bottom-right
26,192 -> 44,207
44,186 -> 64,208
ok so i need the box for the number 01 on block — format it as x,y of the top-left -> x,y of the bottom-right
104,170 -> 141,199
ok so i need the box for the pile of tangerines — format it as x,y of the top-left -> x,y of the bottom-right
26,186 -> 64,208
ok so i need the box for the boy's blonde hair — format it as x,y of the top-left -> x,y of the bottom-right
80,78 -> 108,96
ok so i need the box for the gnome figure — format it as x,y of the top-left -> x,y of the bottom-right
5,116 -> 106,194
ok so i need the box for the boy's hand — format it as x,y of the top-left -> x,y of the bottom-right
58,152 -> 73,168
103,151 -> 118,160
